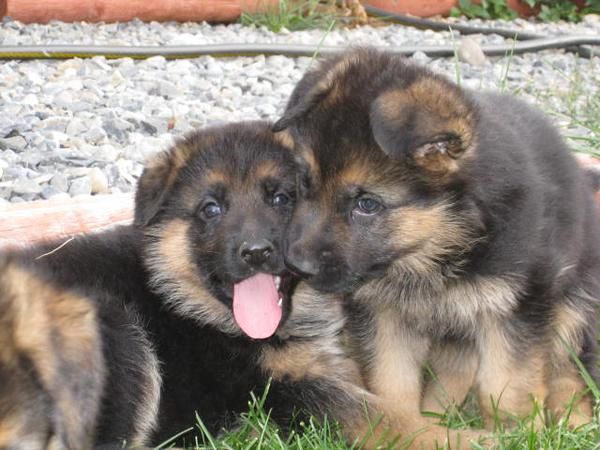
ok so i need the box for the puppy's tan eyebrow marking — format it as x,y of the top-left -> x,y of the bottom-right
299,147 -> 319,177
339,162 -> 372,186
204,170 -> 229,185
337,163 -> 410,205
273,130 -> 295,150
179,170 -> 229,211
255,160 -> 282,180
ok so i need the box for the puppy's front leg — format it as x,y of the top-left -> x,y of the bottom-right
265,370 -> 484,449
261,331 -> 485,449
422,341 -> 479,415
476,321 -> 547,429
359,315 -> 484,448
364,314 -> 429,419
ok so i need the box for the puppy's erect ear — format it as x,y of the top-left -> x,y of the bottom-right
134,142 -> 192,227
273,52 -> 361,131
370,77 -> 477,177
272,81 -> 331,132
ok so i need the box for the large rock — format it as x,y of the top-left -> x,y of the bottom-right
458,37 -> 487,67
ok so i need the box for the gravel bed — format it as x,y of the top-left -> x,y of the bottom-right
0,20 -> 478,47
0,17 -> 599,203
2,15 -> 600,47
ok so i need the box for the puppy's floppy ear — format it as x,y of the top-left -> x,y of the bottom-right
370,76 -> 477,177
134,142 -> 193,227
134,151 -> 175,227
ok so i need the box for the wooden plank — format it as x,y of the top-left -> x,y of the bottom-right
6,0 -> 278,24
0,193 -> 133,249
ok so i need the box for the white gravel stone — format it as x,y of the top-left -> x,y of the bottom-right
89,167 -> 109,194
68,175 -> 92,196
12,177 -> 42,195
141,118 -> 169,135
583,14 -> 600,25
50,173 -> 70,192
54,90 -> 75,109
458,37 -> 487,66
40,117 -> 69,133
41,185 -> 64,199
66,118 -> 89,136
158,80 -> 181,98
93,145 -> 120,162
22,94 -> 39,105
85,127 -> 108,144
0,136 -> 27,151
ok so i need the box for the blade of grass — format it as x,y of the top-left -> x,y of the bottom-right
153,426 -> 195,450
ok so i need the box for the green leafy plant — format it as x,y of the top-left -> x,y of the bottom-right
534,1 -> 582,21
450,0 -> 518,20
525,0 -> 600,21
240,0 -> 344,32
452,0 -> 600,22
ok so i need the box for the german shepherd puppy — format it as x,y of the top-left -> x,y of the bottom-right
274,48 -> 600,428
0,121 -> 409,449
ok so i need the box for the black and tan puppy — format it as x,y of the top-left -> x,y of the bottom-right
0,121 -> 465,449
274,48 -> 600,429
0,257 -> 106,449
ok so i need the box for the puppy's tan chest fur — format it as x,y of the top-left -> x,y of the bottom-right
356,270 -> 522,338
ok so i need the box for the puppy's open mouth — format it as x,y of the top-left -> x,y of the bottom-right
232,273 -> 292,340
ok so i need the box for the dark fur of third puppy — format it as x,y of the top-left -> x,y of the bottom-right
275,48 -> 600,429
0,121 -> 400,449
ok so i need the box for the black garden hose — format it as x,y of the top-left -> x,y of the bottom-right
0,35 -> 597,60
362,4 -> 545,40
360,5 -> 596,58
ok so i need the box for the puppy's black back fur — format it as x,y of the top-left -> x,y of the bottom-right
13,228 -> 272,444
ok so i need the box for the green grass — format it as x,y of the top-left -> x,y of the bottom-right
156,356 -> 600,450
239,0 -> 346,33
521,60 -> 600,158
464,48 -> 600,159
158,379 -> 600,450
157,387 -> 353,449
561,90 -> 600,158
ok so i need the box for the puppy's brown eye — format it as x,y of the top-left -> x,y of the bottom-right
355,197 -> 383,215
272,193 -> 289,206
202,201 -> 222,218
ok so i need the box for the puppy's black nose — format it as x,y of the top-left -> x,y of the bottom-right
284,242 -> 320,277
284,258 -> 319,278
239,239 -> 273,267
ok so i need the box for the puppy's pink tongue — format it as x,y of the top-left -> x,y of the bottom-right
233,273 -> 282,339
